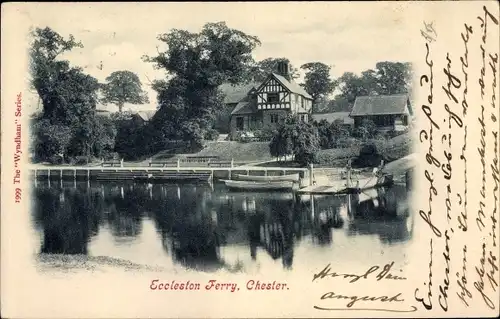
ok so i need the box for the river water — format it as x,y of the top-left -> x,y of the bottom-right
31,180 -> 414,274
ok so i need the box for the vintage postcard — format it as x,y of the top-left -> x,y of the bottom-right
1,1 -> 499,318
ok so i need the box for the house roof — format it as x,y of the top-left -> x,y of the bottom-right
311,112 -> 354,125
220,82 -> 259,104
271,73 -> 312,99
134,110 -> 156,121
231,99 -> 257,115
350,94 -> 410,117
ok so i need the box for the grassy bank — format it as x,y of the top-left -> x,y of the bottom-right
153,141 -> 273,162
317,132 -> 413,167
52,132 -> 412,168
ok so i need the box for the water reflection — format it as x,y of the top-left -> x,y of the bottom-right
32,180 -> 413,272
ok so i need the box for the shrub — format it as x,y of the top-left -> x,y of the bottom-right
353,142 -> 384,168
71,156 -> 90,165
232,131 -> 248,142
359,142 -> 378,156
47,155 -> 64,165
253,129 -> 274,141
31,119 -> 72,163
336,137 -> 360,148
204,128 -> 220,141
232,131 -> 259,142
316,147 -> 359,166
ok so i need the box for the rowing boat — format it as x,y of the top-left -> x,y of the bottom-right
234,173 -> 300,182
223,179 -> 295,191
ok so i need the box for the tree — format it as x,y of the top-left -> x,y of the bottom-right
269,115 -> 320,166
374,61 -> 412,95
352,119 -> 378,140
314,119 -> 335,149
101,70 -> 149,112
327,95 -> 351,112
29,27 -> 105,163
335,62 -> 412,110
29,27 -> 99,126
269,127 -> 293,161
336,71 -> 379,107
248,57 -> 299,82
144,22 -> 261,150
31,118 -> 72,163
67,114 -> 116,163
300,62 -> 336,112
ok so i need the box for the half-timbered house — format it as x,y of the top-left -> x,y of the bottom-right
225,62 -> 313,138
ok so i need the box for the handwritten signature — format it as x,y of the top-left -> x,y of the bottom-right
312,261 -> 406,283
314,291 -> 417,313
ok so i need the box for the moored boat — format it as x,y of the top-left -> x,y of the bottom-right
222,179 -> 295,191
234,173 -> 300,182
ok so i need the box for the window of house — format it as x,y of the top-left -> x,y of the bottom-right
300,114 -> 306,122
270,114 -> 279,123
236,117 -> 244,130
267,93 -> 279,103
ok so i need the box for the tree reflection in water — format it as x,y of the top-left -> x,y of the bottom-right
32,180 -> 412,271
33,183 -> 102,254
104,185 -> 146,241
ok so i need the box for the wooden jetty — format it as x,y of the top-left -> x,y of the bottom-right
29,164 -> 308,183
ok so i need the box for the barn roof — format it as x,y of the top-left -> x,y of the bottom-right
350,94 -> 411,116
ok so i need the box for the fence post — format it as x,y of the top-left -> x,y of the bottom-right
231,158 -> 234,168
120,158 -> 124,168
309,163 -> 314,186
177,158 -> 180,171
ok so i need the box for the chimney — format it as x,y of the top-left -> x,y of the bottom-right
277,61 -> 290,81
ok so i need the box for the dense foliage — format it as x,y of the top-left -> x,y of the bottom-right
300,62 -> 336,112
29,27 -> 116,163
29,25 -> 412,167
269,116 -> 320,166
327,61 -> 413,112
101,71 -> 149,112
144,22 -> 261,151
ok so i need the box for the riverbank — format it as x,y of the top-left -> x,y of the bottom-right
37,254 -> 168,273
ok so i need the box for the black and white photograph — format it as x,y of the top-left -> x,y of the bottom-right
1,2 -> 498,318
26,2 -> 415,275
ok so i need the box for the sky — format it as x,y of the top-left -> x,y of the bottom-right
13,2 -> 418,113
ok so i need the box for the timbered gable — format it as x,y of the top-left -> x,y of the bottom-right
256,76 -> 292,111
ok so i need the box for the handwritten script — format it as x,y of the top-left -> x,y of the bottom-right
415,4 -> 499,314
312,262 -> 415,312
